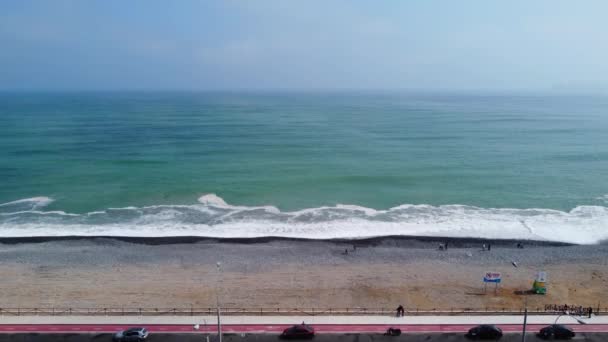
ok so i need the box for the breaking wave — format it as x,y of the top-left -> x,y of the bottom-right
0,194 -> 607,244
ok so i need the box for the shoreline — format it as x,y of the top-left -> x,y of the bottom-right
0,235 -> 575,246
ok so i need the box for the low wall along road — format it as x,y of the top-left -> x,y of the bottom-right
0,306 -> 606,316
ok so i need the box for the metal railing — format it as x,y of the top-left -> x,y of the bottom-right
0,306 -> 605,316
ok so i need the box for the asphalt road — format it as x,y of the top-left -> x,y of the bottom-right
1,324 -> 608,334
0,333 -> 607,342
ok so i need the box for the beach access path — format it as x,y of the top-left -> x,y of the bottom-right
1,315 -> 608,334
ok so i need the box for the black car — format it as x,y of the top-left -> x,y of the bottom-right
384,327 -> 402,336
538,324 -> 575,340
113,327 -> 149,342
280,323 -> 315,339
466,325 -> 503,340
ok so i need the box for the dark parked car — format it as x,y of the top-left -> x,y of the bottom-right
384,327 -> 402,336
466,325 -> 503,340
280,323 -> 315,339
113,327 -> 149,342
538,324 -> 575,340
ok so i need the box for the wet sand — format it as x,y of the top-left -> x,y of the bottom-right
0,237 -> 606,311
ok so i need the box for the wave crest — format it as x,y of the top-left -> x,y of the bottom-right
1,194 -> 607,244
0,196 -> 54,213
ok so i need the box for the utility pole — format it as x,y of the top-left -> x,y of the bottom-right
216,262 -> 222,342
521,295 -> 528,342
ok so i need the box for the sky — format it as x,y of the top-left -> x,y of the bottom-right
1,0 -> 608,92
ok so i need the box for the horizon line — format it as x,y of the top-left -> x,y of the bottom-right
1,88 -> 607,96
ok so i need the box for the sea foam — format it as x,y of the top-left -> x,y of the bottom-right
0,196 -> 54,213
0,194 -> 607,244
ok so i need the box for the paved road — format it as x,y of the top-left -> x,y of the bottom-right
1,333 -> 608,342
1,324 -> 608,334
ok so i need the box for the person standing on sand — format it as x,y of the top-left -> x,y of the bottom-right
396,305 -> 404,317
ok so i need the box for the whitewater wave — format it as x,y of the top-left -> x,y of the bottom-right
0,194 -> 607,244
0,196 -> 54,212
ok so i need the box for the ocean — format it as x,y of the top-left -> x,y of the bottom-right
1,92 -> 608,243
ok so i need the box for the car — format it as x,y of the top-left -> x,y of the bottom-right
113,327 -> 149,342
466,325 -> 503,340
538,324 -> 575,340
384,327 -> 402,336
280,323 -> 315,339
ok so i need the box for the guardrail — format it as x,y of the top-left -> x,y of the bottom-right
0,307 -> 605,316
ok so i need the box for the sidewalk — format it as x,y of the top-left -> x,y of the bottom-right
1,315 -> 607,325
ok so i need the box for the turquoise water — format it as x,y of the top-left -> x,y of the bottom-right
1,92 -> 608,242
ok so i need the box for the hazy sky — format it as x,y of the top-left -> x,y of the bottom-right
1,0 -> 607,92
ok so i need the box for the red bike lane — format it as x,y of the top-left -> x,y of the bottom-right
0,324 -> 607,334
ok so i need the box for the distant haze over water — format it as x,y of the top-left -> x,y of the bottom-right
1,92 -> 608,243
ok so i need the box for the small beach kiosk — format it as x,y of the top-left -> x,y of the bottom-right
533,271 -> 547,294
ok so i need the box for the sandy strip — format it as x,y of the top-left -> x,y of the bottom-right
0,238 -> 606,310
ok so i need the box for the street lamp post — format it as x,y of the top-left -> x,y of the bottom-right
216,262 -> 222,342
521,295 -> 528,342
